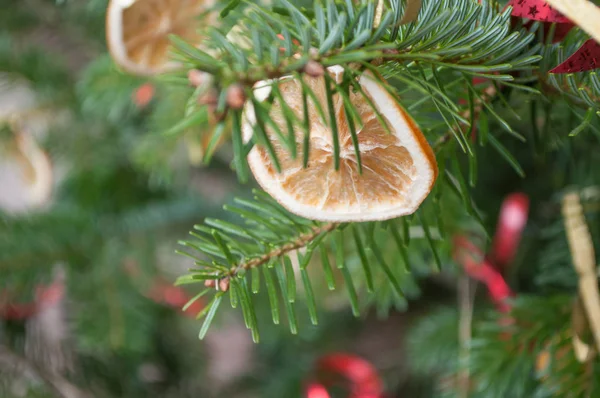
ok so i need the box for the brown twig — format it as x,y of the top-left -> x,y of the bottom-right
228,222 -> 338,277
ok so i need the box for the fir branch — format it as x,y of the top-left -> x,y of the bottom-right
168,0 -> 539,173
433,81 -> 497,149
175,188 -> 463,340
537,31 -> 600,114
408,297 -> 586,397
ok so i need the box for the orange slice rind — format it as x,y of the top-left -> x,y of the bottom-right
242,66 -> 438,222
106,0 -> 213,76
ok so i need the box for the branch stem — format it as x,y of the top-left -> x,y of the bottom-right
228,223 -> 338,276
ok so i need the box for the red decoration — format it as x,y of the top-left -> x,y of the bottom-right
507,0 -> 574,43
305,353 -> 385,398
507,0 -> 570,23
550,39 -> 600,73
543,22 -> 574,43
453,193 -> 530,312
454,236 -> 514,313
0,282 -> 65,321
490,193 -> 530,268
133,83 -> 155,108
0,300 -> 37,320
305,383 -> 332,398
146,279 -> 205,318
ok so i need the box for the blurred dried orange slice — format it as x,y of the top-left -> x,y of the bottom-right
106,0 -> 213,75
242,66 -> 438,222
0,131 -> 53,213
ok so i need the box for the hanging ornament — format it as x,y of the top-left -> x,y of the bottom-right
105,0 -> 215,76
0,128 -> 53,214
24,267 -> 73,374
243,66 -> 438,222
453,193 -> 529,312
305,353 -> 385,398
550,39 -> 600,73
453,236 -> 514,313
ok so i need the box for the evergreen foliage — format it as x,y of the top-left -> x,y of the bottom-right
3,0 -> 600,396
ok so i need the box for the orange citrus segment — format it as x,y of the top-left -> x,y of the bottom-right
106,0 -> 212,75
243,66 -> 438,222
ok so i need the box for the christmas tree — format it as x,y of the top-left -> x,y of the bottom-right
2,0 -> 600,396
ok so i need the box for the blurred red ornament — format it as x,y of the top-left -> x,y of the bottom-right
453,193 -> 529,312
124,260 -> 205,318
147,279 -> 205,318
0,282 -> 65,320
305,353 -> 384,398
133,83 -> 155,108
550,39 -> 600,73
490,193 -> 530,268
454,236 -> 514,313
0,300 -> 37,320
306,383 -> 331,398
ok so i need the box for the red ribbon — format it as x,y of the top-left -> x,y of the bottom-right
305,353 -> 384,398
453,193 -> 529,312
550,39 -> 600,73
507,0 -> 574,43
490,193 -> 530,268
507,0 -> 571,23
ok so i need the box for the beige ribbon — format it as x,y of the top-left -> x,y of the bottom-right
562,193 -> 600,358
572,297 -> 596,362
544,0 -> 600,44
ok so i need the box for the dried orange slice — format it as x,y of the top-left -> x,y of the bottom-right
0,131 -> 53,213
106,0 -> 213,76
242,66 -> 438,222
